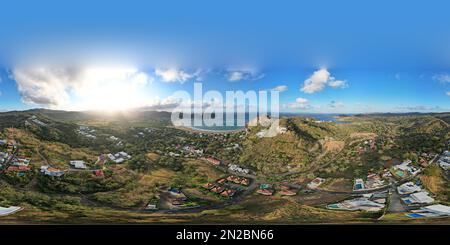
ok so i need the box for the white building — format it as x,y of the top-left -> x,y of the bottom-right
438,161 -> 450,170
228,164 -> 250,174
108,153 -> 116,160
307,178 -> 326,189
394,160 -> 421,176
420,204 -> 450,216
114,158 -> 125,164
327,198 -> 385,212
402,191 -> 434,204
397,182 -> 421,195
0,206 -> 22,216
70,160 -> 87,169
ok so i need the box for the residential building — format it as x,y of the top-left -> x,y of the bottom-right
70,160 -> 87,169
397,182 -> 421,195
402,191 -> 434,204
0,206 -> 22,216
40,166 -> 64,177
307,177 -> 325,189
353,178 -> 365,191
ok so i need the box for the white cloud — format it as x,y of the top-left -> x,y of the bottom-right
328,79 -> 348,88
228,71 -> 244,81
432,73 -> 450,84
328,100 -> 345,109
301,68 -> 348,93
283,97 -> 311,110
226,69 -> 265,82
155,68 -> 199,83
301,68 -> 330,93
12,66 -> 153,109
271,85 -> 288,92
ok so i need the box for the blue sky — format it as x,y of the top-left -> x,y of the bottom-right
0,0 -> 449,113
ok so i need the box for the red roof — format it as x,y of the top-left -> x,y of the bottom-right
279,190 -> 296,196
202,157 -> 221,165
257,189 -> 274,196
6,166 -> 31,172
93,170 -> 104,177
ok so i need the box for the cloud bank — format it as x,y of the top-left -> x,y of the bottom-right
12,66 -> 152,109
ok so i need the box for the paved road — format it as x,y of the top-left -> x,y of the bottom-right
387,187 -> 406,213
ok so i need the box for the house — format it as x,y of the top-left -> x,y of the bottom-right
225,175 -> 249,186
40,166 -> 64,177
202,183 -> 215,190
119,151 -> 128,157
437,159 -> 450,170
6,165 -> 31,172
168,152 -> 180,157
365,173 -> 385,189
277,126 -> 288,134
327,197 -> 385,212
419,204 -> 450,216
401,191 -> 434,205
0,139 -> 6,146
70,160 -> 87,169
0,206 -> 22,216
183,146 -> 203,155
11,157 -> 30,167
240,178 -> 250,186
307,177 -> 325,189
228,164 -> 250,174
257,189 -> 274,196
353,178 -> 365,191
394,160 -> 421,176
220,189 -> 236,198
201,157 -> 221,166
107,153 -> 116,161
145,204 -> 158,210
114,158 -> 125,164
211,186 -> 225,194
397,182 -> 421,195
443,150 -> 450,157
109,136 -> 119,141
279,189 -> 296,196
217,178 -> 226,184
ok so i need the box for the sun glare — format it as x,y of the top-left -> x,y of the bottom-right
71,66 -> 151,112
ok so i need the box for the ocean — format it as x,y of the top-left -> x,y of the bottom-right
184,113 -> 352,132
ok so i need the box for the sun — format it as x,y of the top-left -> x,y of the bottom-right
70,66 -> 151,112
